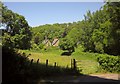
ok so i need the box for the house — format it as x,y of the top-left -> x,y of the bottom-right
52,38 -> 59,46
42,38 -> 59,47
42,39 -> 51,47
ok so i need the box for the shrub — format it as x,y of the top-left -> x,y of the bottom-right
97,55 -> 120,72
31,42 -> 44,50
38,43 -> 44,49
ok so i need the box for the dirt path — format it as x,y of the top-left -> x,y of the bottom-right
90,73 -> 119,80
39,74 -> 119,83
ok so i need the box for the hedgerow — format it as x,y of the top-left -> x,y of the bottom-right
97,55 -> 120,72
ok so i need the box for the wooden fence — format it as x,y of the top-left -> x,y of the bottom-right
71,59 -> 81,70
30,58 -> 80,70
30,59 -> 58,68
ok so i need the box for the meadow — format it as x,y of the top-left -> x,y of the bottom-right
19,46 -> 106,74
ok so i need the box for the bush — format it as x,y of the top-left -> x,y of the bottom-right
38,43 -> 44,49
97,55 -> 120,72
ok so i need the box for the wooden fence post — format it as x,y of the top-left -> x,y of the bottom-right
46,59 -> 48,67
37,59 -> 39,64
54,62 -> 57,67
30,59 -> 33,65
66,65 -> 68,68
73,59 -> 76,70
71,59 -> 73,69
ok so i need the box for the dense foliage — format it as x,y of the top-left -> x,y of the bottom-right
105,2 -> 120,55
1,3 -> 32,49
79,2 -> 120,55
97,55 -> 120,72
1,2 -> 119,55
59,37 -> 75,53
31,2 -> 120,55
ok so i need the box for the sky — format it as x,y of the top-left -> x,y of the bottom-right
3,2 -> 104,27
3,0 -> 104,2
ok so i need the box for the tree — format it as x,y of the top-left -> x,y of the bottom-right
105,2 -> 120,55
1,3 -> 32,49
33,32 -> 44,45
59,37 -> 75,53
77,2 -> 120,55
2,4 -> 30,36
32,23 -> 65,43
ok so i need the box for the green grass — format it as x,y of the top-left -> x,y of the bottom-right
20,48 -> 72,68
71,47 -> 99,74
19,46 -> 109,74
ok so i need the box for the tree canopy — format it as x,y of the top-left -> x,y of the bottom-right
1,3 -> 32,49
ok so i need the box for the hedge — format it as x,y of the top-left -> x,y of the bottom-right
97,55 -> 120,72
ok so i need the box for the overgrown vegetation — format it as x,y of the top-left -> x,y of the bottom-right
97,55 -> 120,73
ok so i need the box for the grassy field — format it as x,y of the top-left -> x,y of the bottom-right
19,46 -> 105,74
